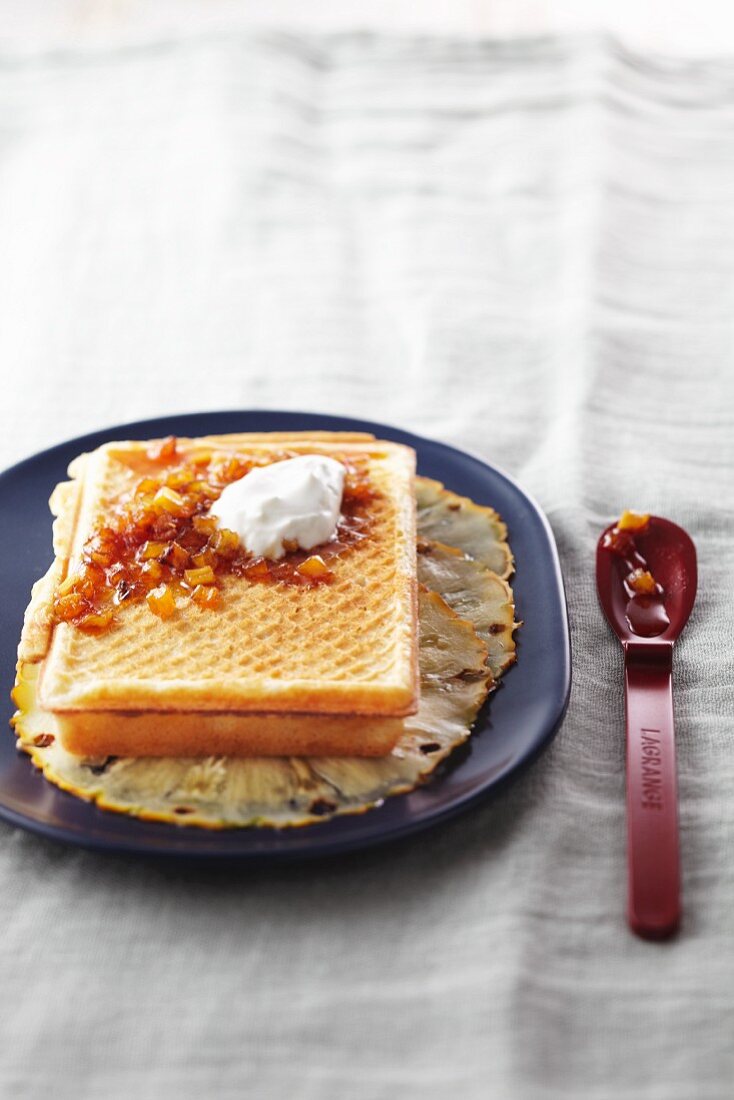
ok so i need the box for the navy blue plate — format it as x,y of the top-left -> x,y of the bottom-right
0,411 -> 570,859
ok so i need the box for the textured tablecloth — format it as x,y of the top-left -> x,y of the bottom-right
1,32 -> 733,1100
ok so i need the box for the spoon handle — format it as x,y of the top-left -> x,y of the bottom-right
624,642 -> 680,939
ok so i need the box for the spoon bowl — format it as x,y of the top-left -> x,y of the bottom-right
596,516 -> 697,644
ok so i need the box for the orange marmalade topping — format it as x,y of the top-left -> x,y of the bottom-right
602,510 -> 671,637
52,438 -> 374,633
602,511 -> 655,579
616,509 -> 650,533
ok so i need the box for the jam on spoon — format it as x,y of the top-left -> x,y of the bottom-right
602,511 -> 671,637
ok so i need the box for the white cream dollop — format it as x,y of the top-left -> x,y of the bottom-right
208,455 -> 346,560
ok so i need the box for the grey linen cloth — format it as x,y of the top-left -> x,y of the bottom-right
1,32 -> 733,1100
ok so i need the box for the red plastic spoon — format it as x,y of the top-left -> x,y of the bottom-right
596,516 -> 697,940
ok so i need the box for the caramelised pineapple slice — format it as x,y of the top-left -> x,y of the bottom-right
12,479 -> 519,829
417,541 -> 517,679
416,476 -> 513,579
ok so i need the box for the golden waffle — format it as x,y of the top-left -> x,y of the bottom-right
20,433 -> 418,757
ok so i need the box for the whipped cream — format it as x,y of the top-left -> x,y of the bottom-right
209,455 -> 346,560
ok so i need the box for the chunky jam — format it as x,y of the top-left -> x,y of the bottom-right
52,437 -> 374,633
602,511 -> 670,637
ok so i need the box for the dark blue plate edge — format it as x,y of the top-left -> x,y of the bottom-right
0,409 -> 571,861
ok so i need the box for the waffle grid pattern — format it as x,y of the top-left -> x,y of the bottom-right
43,442 -> 416,705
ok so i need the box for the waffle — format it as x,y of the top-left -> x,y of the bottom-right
21,433 -> 418,757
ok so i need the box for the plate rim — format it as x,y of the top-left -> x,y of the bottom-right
0,409 -> 572,860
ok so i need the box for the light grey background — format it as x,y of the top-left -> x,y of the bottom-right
1,32 -> 733,1100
